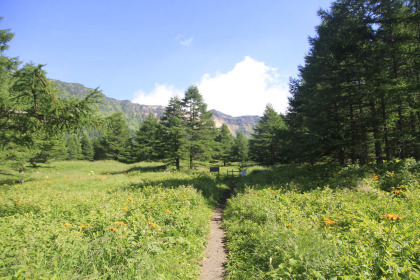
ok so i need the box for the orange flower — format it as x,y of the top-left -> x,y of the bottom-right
107,227 -> 118,232
165,209 -> 171,214
64,223 -> 72,227
392,190 -> 403,195
323,218 -> 335,226
148,221 -> 157,229
122,206 -> 129,212
114,221 -> 127,226
382,214 -> 402,221
286,224 -> 292,228
372,174 -> 379,181
127,198 -> 133,201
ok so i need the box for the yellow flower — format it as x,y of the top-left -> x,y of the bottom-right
372,174 -> 379,181
183,195 -> 187,198
165,209 -> 171,214
392,190 -> 403,194
127,197 -> 133,201
148,221 -> 157,229
64,223 -> 72,227
114,221 -> 127,226
382,214 -> 403,221
107,227 -> 118,232
79,225 -> 88,229
286,224 -> 292,228
122,206 -> 129,212
161,194 -> 165,197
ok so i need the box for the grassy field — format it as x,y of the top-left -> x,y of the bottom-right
1,159 -> 419,279
223,160 -> 420,279
0,161 -> 228,279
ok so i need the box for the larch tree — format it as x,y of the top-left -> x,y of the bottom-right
160,96 -> 187,170
181,86 -> 215,169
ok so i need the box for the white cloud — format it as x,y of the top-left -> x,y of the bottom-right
177,34 -> 193,46
198,56 -> 290,116
131,57 -> 290,116
132,84 -> 182,106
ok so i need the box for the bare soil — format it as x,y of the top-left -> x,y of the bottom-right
199,182 -> 235,280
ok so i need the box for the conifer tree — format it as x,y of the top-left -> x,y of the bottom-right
231,131 -> 248,164
102,113 -> 130,161
214,123 -> 234,166
134,114 -> 162,161
249,105 -> 285,165
160,97 -> 187,170
80,133 -> 94,161
66,134 -> 82,160
181,86 -> 215,168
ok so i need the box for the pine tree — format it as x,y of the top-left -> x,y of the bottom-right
181,86 -> 215,168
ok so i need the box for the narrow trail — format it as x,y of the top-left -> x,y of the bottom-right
199,181 -> 236,280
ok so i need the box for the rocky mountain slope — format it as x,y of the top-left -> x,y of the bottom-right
53,80 -> 259,135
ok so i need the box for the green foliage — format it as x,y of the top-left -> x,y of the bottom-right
231,131 -> 248,164
94,113 -> 130,161
0,23 -> 102,171
214,123 -> 234,166
133,114 -> 162,161
160,96 -> 187,170
0,160 -> 227,279
224,160 -> 420,279
80,133 -> 94,161
181,86 -> 216,168
249,105 -> 286,165
287,0 -> 420,164
65,134 -> 82,160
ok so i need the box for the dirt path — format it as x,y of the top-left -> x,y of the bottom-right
199,183 -> 235,280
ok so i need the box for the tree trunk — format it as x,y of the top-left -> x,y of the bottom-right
370,99 -> 383,164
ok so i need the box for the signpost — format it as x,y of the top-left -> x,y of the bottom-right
210,167 -> 220,174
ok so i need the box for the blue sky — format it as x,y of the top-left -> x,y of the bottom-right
1,0 -> 332,116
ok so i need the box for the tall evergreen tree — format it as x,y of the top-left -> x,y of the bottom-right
133,114 -> 162,161
214,123 -> 234,166
231,131 -> 248,164
249,105 -> 286,165
80,133 -> 94,161
66,134 -> 82,160
102,113 -> 130,161
160,97 -> 187,170
287,0 -> 419,164
181,86 -> 215,168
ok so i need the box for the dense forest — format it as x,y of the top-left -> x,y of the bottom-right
1,0 -> 419,172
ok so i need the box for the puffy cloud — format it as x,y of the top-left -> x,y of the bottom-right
198,56 -> 290,116
132,56 -> 290,116
132,84 -> 182,106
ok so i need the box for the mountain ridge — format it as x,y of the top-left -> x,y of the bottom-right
53,80 -> 259,135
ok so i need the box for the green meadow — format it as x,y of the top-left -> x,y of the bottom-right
1,159 -> 419,279
224,160 -> 420,279
0,161 -> 227,279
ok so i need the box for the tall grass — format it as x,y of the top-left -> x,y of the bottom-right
0,161 -> 227,279
224,159 -> 420,279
